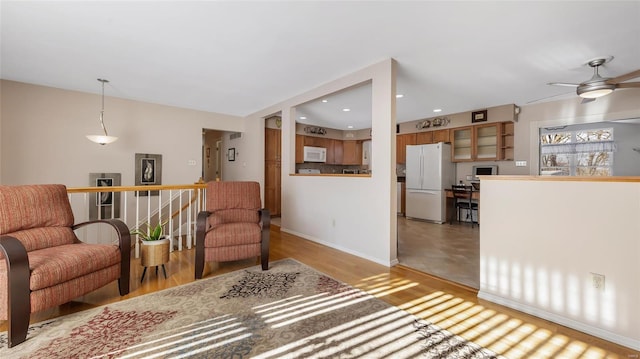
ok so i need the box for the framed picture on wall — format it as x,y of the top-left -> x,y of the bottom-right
89,173 -> 121,220
472,110 -> 488,123
228,148 -> 236,161
135,153 -> 162,196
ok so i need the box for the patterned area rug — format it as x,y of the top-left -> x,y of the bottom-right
0,259 -> 499,358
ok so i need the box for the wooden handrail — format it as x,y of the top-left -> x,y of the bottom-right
67,184 -> 207,193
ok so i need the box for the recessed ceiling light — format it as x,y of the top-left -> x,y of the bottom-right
433,109 -> 442,113
342,108 -> 351,112
322,99 -> 328,103
347,125 -> 354,129
299,116 -> 307,120
396,94 -> 404,98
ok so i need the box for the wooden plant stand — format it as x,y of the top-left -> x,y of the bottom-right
140,238 -> 170,282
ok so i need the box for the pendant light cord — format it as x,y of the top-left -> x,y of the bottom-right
98,78 -> 110,136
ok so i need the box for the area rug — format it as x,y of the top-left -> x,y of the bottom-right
0,258 -> 500,358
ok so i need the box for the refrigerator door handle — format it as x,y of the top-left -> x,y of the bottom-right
407,189 -> 438,195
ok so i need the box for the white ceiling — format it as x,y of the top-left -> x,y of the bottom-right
1,1 -> 639,131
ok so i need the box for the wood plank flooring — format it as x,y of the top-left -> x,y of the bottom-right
398,215 -> 480,289
1,226 -> 638,358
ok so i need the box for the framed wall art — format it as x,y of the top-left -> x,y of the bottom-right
228,148 -> 236,161
89,173 -> 121,220
472,110 -> 488,123
135,153 -> 162,196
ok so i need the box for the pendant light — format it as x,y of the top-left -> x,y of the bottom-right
86,78 -> 118,145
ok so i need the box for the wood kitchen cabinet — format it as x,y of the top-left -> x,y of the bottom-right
415,131 -> 433,145
396,133 -> 416,164
331,139 -> 344,164
451,127 -> 473,162
342,140 -> 362,165
265,128 -> 281,216
475,123 -> 501,160
450,122 -> 503,162
304,136 -> 325,147
432,129 -> 450,143
500,122 -> 515,160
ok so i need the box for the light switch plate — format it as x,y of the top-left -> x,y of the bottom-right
515,160 -> 527,167
188,160 -> 197,166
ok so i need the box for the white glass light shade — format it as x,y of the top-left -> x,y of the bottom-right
86,135 -> 118,145
578,88 -> 614,99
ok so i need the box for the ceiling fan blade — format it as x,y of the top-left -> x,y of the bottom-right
606,69 -> 640,84
547,82 -> 579,87
581,98 -> 596,104
527,90 -> 574,104
616,82 -> 640,88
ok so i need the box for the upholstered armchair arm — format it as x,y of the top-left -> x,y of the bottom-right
0,236 -> 31,347
72,219 -> 131,296
195,211 -> 211,279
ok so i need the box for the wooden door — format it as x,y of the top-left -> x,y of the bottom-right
264,128 -> 281,216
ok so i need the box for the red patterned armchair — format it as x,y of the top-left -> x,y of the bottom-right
195,181 -> 270,279
0,184 -> 130,347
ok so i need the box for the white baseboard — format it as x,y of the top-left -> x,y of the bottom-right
478,290 -> 640,351
280,228 -> 393,268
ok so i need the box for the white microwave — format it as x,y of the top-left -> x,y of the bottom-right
303,146 -> 327,162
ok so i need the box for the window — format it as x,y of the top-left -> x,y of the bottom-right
540,128 -> 615,176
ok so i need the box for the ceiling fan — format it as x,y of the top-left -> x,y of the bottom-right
548,57 -> 640,103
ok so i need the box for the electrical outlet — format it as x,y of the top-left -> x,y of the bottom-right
515,160 -> 527,167
591,273 -> 605,291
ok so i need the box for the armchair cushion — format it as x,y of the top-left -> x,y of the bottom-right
16,243 -> 121,291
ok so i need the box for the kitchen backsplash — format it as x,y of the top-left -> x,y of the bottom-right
296,163 -> 367,174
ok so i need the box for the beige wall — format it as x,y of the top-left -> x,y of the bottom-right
479,177 -> 640,350
0,80 -> 245,186
245,59 -> 398,267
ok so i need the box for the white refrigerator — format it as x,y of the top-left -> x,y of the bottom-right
405,143 -> 455,223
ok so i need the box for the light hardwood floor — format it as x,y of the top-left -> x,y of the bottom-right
398,215 -> 480,289
2,226 -> 638,358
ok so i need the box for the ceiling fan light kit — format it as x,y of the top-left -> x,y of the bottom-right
86,78 -> 118,145
547,56 -> 640,102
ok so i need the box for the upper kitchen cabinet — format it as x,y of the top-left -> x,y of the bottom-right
451,122 -> 507,162
432,129 -> 450,143
343,140 -> 362,165
331,139 -> 344,165
396,133 -> 416,164
415,131 -> 433,145
451,127 -> 473,161
500,122 -> 515,161
475,123 -> 500,160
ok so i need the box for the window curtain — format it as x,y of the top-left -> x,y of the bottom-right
541,141 -> 617,154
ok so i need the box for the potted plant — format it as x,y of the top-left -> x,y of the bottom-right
131,221 -> 170,272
